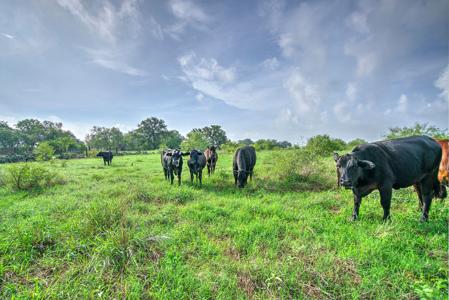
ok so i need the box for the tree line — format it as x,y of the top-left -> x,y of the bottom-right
0,118 -> 447,163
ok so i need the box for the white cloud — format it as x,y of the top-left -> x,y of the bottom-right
397,94 -> 408,113
195,93 -> 204,102
90,59 -> 147,77
283,70 -> 320,115
57,0 -> 140,43
435,64 -> 449,102
169,0 -> 209,23
262,57 -> 280,70
178,53 -> 236,84
1,32 -> 14,39
346,82 -> 357,102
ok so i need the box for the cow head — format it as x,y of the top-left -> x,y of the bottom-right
333,152 -> 375,189
166,149 -> 189,168
236,170 -> 249,188
96,152 -> 104,157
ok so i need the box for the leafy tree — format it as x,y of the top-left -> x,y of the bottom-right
305,135 -> 346,156
85,126 -> 124,153
33,142 -> 55,161
0,122 -> 22,154
200,125 -> 228,148
253,139 -> 292,150
123,131 -> 143,151
181,131 -> 209,151
16,119 -> 46,149
347,138 -> 368,149
135,117 -> 168,149
161,130 -> 184,149
385,123 -> 448,139
238,138 -> 254,145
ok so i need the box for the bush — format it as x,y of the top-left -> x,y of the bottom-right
221,141 -> 244,154
34,142 -> 55,161
3,164 -> 64,191
0,154 -> 33,164
305,135 -> 346,156
269,149 -> 335,191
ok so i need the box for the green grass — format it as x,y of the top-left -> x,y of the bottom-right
0,151 -> 447,299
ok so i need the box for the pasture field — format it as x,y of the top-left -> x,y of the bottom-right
0,151 -> 447,299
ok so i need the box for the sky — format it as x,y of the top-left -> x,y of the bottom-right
0,0 -> 448,143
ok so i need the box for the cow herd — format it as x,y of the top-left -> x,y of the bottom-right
95,135 -> 449,222
160,145 -> 257,188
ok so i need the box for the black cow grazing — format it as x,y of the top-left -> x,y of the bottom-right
205,146 -> 218,176
334,135 -> 442,222
233,146 -> 257,188
187,149 -> 207,186
96,151 -> 113,166
162,149 -> 189,186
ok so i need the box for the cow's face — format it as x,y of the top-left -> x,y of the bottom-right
237,171 -> 248,188
189,150 -> 203,172
334,153 -> 375,189
96,152 -> 103,157
167,150 -> 188,168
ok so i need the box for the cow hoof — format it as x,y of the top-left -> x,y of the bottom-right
420,215 -> 428,223
350,215 -> 358,221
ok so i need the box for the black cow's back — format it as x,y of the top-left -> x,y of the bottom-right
233,146 -> 256,172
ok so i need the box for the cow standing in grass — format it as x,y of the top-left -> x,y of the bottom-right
161,149 -> 172,181
96,151 -> 113,166
233,146 -> 256,188
334,135 -> 442,222
187,150 -> 206,186
162,149 -> 189,186
204,146 -> 218,176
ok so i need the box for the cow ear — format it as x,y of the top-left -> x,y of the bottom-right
333,152 -> 340,162
358,160 -> 375,170
182,152 -> 190,156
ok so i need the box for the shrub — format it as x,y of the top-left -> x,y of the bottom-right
305,135 -> 346,156
33,142 -> 55,161
269,149 -> 335,191
3,164 -> 64,191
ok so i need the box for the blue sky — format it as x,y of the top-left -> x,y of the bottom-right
0,0 -> 448,143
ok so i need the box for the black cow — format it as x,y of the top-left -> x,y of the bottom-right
205,146 -> 218,176
334,135 -> 442,222
233,146 -> 257,188
161,149 -> 172,181
96,151 -> 113,166
187,149 -> 206,186
162,149 -> 189,185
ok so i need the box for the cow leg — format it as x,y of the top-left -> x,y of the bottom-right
414,183 -> 423,211
439,184 -> 447,199
103,159 -> 106,166
190,171 -> 194,183
379,186 -> 392,221
234,170 -> 238,186
199,170 -> 202,187
170,170 -> 174,185
178,171 -> 182,186
420,176 -> 434,222
207,164 -> 211,176
352,194 -> 362,221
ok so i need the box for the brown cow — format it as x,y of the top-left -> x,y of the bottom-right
204,146 -> 218,176
436,139 -> 448,198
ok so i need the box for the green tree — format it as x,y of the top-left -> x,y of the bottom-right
238,138 -> 254,145
161,130 -> 184,149
16,119 -> 46,149
385,123 -> 448,139
85,127 -> 124,152
305,135 -> 346,156
347,138 -> 368,149
200,125 -> 228,148
135,117 -> 168,149
0,122 -> 22,154
181,131 -> 209,151
33,142 -> 55,161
